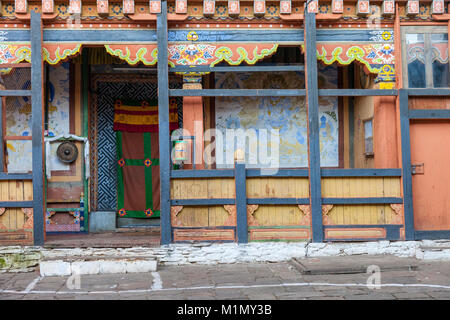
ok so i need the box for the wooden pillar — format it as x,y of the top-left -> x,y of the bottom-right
182,75 -> 204,169
304,9 -> 323,243
31,11 -> 45,246
157,0 -> 171,244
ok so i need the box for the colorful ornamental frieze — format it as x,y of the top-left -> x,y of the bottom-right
1,1 -> 447,19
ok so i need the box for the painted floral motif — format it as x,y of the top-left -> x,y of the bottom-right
144,159 -> 152,167
169,44 -> 215,65
118,158 -> 125,167
145,209 -> 154,217
118,208 -> 127,217
369,30 -> 394,42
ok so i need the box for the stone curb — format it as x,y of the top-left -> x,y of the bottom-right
1,240 -> 450,273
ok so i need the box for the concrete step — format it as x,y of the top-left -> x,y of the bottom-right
39,255 -> 157,276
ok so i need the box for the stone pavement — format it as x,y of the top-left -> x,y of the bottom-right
0,255 -> 449,300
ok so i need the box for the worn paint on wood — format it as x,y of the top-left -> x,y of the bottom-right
249,227 -> 310,241
0,180 -> 33,230
173,228 -> 235,242
410,120 -> 450,231
252,205 -> 308,226
172,205 -> 231,227
246,178 -> 309,198
324,227 -> 386,239
170,178 -> 235,199
323,204 -> 396,225
321,177 -> 401,198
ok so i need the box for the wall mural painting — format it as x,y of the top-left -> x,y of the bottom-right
215,64 -> 339,169
3,63 -> 70,172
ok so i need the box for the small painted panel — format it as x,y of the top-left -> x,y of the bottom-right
175,0 -> 188,14
97,0 -> 109,15
382,0 -> 395,15
432,0 -> 445,14
324,228 -> 387,240
15,0 -> 28,14
173,228 -> 235,242
254,0 -> 266,15
331,0 -> 344,13
68,0 -> 82,14
307,0 -> 319,13
406,0 -> 419,15
149,0 -> 161,13
42,0 -> 54,14
123,0 -> 135,15
249,228 -> 310,241
228,0 -> 240,16
280,0 -> 291,14
356,0 -> 370,15
203,0 -> 215,16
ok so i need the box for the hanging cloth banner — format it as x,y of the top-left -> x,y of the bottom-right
113,99 -> 178,133
114,99 -> 178,219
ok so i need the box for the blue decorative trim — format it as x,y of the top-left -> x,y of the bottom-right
171,169 -> 235,178
322,197 -> 403,204
414,231 -> 450,240
247,198 -> 310,205
170,198 -> 235,206
321,168 -> 402,177
409,109 -> 450,119
235,162 -> 248,244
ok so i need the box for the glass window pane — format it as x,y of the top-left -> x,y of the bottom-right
406,33 -> 426,88
431,33 -> 449,88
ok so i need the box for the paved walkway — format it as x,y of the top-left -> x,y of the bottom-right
1,256 -> 449,300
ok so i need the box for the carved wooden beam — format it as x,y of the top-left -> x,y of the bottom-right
390,204 -> 404,224
223,205 -> 237,226
0,208 -> 6,230
356,0 -> 370,16
149,0 -> 161,14
298,205 -> 311,226
280,0 -> 291,14
322,204 -> 334,225
176,0 -> 187,14
97,0 -> 109,16
203,0 -> 215,17
171,206 -> 183,227
406,0 -> 419,16
279,13 -> 342,21
382,0 -> 395,16
42,0 -> 54,14
331,0 -> 344,13
123,0 -> 135,15
68,0 -> 82,14
22,208 -> 33,230
15,0 -> 27,14
127,13 -> 188,21
307,0 -> 319,13
228,0 -> 240,17
432,0 -> 445,14
254,0 -> 265,17
247,204 -> 259,227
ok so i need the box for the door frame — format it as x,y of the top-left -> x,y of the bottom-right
400,89 -> 450,240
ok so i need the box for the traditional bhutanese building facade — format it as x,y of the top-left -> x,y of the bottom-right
0,0 -> 448,246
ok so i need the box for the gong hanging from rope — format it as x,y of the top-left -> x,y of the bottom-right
56,141 -> 78,163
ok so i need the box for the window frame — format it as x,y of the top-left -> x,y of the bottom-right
401,25 -> 449,88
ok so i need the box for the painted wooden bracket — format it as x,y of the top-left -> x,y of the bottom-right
254,0 -> 266,16
382,0 -> 395,16
22,208 -> 33,230
406,0 -> 419,16
280,0 -> 292,15
150,0 -> 161,14
247,204 -> 259,226
176,0 -> 188,14
223,204 -> 237,226
123,0 -> 135,15
321,204 -> 334,225
228,0 -> 240,16
97,0 -> 109,16
298,205 -> 311,226
0,208 -> 6,230
203,0 -> 215,17
331,0 -> 344,14
390,204 -> 404,224
356,0 -> 371,16
170,205 -> 183,227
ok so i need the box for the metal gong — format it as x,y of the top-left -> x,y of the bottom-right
56,141 -> 78,163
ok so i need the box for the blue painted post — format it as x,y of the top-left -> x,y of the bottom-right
399,89 -> 415,240
0,98 -> 3,172
235,160 -> 248,243
31,11 -> 45,246
304,9 -> 323,242
157,0 -> 172,245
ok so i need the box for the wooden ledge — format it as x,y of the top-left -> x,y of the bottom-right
279,13 -> 342,21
